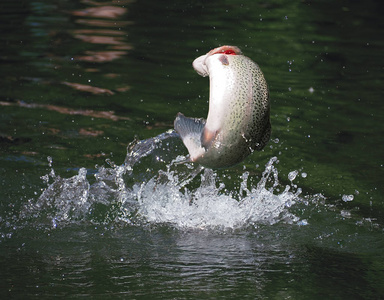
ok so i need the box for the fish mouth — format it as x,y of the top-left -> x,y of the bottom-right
192,55 -> 209,77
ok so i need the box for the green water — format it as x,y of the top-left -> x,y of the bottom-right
1,0 -> 384,298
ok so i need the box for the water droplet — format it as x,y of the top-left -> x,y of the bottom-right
342,194 -> 354,202
47,156 -> 53,167
288,170 -> 298,181
297,219 -> 308,226
341,210 -> 351,218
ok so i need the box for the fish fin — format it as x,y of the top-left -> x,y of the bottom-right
174,113 -> 207,161
174,113 -> 205,138
201,128 -> 218,150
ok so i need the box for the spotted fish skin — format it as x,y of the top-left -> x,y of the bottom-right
174,45 -> 271,169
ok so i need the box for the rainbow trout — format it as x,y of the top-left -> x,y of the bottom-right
174,45 -> 271,168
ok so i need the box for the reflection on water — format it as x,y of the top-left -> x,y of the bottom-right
69,0 -> 133,91
1,0 -> 136,162
0,225 -> 297,298
75,50 -> 129,63
3,213 -> 383,298
21,0 -> 134,96
72,4 -> 128,19
61,81 -> 116,95
0,99 -> 129,120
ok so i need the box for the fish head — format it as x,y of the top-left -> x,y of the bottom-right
192,45 -> 242,77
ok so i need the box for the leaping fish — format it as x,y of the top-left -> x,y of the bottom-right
174,45 -> 271,169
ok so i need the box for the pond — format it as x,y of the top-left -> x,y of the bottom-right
1,0 -> 383,298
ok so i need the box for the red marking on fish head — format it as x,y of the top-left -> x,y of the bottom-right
208,45 -> 242,56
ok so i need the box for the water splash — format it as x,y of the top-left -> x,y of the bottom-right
134,157 -> 302,229
20,132 -> 309,231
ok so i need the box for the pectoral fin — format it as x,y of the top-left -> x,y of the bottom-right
174,113 -> 206,161
201,128 -> 218,150
174,113 -> 205,139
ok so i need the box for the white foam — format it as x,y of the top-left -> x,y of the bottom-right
127,157 -> 302,230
